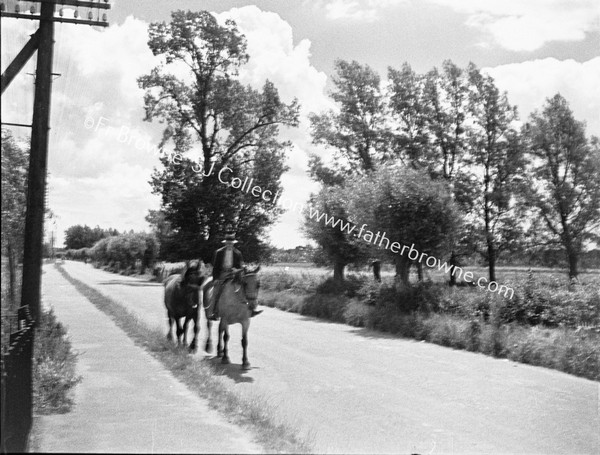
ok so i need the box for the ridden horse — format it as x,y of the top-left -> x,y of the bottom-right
164,260 -> 205,352
203,266 -> 261,369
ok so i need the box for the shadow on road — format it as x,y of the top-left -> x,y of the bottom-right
98,280 -> 164,287
206,356 -> 256,384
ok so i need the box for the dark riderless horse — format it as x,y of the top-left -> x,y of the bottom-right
164,260 -> 205,352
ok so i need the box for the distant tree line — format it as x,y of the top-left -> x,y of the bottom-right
64,227 -> 159,275
64,225 -> 120,250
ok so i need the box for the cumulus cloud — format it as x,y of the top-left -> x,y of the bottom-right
427,0 -> 600,51
216,6 -> 331,245
307,0 -> 405,22
486,57 -> 600,136
310,0 -> 598,50
2,6 -> 329,247
2,15 -> 164,243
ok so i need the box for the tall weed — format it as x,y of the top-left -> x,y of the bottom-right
33,308 -> 81,414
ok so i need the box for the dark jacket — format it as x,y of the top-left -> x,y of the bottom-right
212,246 -> 243,279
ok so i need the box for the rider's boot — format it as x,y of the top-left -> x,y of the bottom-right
209,284 -> 222,320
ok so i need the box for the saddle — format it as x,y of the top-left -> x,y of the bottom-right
207,269 -> 246,320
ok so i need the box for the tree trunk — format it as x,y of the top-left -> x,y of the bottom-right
448,251 -> 457,286
561,220 -> 579,282
333,262 -> 345,283
394,256 -> 410,290
417,261 -> 424,282
487,240 -> 496,283
566,246 -> 579,282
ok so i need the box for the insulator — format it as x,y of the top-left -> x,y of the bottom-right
30,5 -> 36,14
88,11 -> 93,20
74,9 -> 78,18
102,13 -> 107,21
59,8 -> 64,16
15,3 -> 19,13
0,3 -> 5,13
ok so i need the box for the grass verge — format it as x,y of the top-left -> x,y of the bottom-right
33,308 -> 82,414
55,263 -> 313,454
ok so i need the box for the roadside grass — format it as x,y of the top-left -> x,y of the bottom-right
33,308 -> 82,414
260,272 -> 600,382
55,263 -> 313,454
2,258 -> 81,415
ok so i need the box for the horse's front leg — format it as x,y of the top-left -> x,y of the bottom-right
217,321 -> 224,358
241,320 -> 250,370
166,314 -> 174,342
189,311 -> 199,353
175,317 -> 184,346
203,286 -> 214,354
182,316 -> 190,347
221,324 -> 230,364
204,308 -> 213,353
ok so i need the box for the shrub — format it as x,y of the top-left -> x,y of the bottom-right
33,308 -> 81,414
299,294 -> 347,322
355,280 -> 381,306
343,299 -> 373,327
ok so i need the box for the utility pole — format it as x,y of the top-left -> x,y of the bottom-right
21,0 -> 54,323
1,0 -> 111,322
1,2 -> 111,451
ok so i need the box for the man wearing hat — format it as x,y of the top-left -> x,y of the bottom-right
208,226 -> 262,320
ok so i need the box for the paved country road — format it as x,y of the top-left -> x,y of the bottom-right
54,261 -> 599,454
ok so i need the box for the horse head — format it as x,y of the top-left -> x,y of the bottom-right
181,260 -> 203,308
182,260 -> 202,286
241,266 -> 261,304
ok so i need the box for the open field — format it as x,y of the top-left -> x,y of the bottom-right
263,262 -> 600,286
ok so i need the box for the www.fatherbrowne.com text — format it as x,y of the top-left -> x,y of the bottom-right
207,164 -> 514,299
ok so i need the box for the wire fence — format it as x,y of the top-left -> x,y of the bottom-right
1,305 -> 34,453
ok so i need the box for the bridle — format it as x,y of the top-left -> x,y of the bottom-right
242,272 -> 260,303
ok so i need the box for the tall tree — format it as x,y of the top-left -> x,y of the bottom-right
309,59 -> 390,175
306,60 -> 389,278
139,11 -> 299,262
1,130 -> 28,304
524,94 -> 600,280
467,64 -> 525,282
303,186 -> 369,282
388,63 -> 431,169
420,61 -> 473,284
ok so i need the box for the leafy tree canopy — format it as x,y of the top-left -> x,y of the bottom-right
139,10 -> 300,263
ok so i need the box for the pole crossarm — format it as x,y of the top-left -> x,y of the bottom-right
0,12 -> 109,26
35,0 -> 111,9
1,30 -> 40,95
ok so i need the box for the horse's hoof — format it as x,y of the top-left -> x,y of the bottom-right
221,356 -> 230,365
217,349 -> 223,358
205,342 -> 213,353
242,362 -> 251,370
189,344 -> 197,353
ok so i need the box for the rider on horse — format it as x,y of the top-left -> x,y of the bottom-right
208,226 -> 263,320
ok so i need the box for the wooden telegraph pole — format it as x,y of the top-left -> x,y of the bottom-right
1,0 -> 111,322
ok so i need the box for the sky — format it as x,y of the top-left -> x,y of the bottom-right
2,0 -> 599,249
